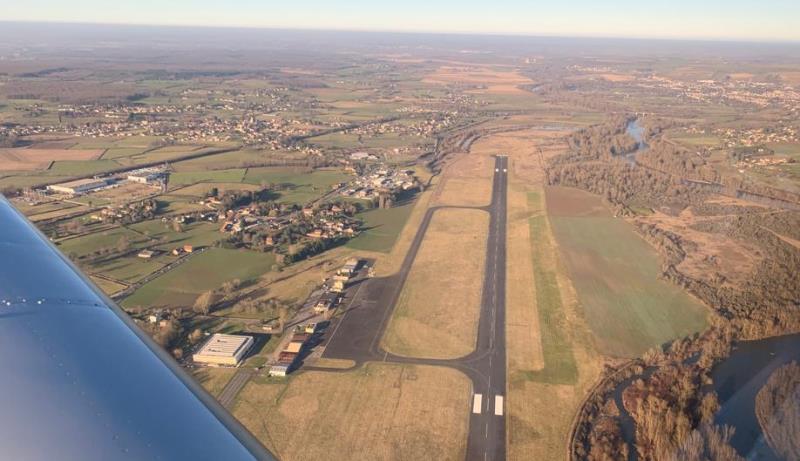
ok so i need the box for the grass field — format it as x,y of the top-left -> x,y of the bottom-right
169,182 -> 262,197
167,167 -> 349,205
47,159 -> 122,176
170,149 -> 292,172
129,220 -> 222,252
505,182 -> 545,374
91,256 -> 168,284
169,169 -> 247,186
434,154 -> 495,207
192,367 -> 237,397
113,145 -> 207,166
546,186 -> 708,357
307,131 -> 412,149
522,194 -> 578,384
233,363 -> 470,461
243,168 -> 350,204
346,199 -> 416,252
668,132 -> 721,147
89,276 -> 127,295
122,248 -> 275,309
382,208 -> 488,359
57,227 -> 150,258
100,147 -> 148,160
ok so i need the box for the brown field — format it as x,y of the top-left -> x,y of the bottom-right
423,65 -> 533,95
638,201 -> 764,288
28,140 -> 78,149
727,72 -> 755,80
506,180 -> 545,372
233,364 -> 471,461
0,148 -> 104,171
382,208 -> 489,359
89,182 -> 157,202
778,71 -> 800,86
310,358 -> 356,369
435,154 -> 494,207
470,126 -> 570,184
436,178 -> 492,207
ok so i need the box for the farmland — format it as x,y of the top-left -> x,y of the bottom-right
545,186 -> 708,357
0,147 -> 104,170
122,248 -> 276,309
166,166 -> 350,205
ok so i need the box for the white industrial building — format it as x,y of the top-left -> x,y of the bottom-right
47,178 -> 107,195
192,333 -> 254,366
127,168 -> 165,184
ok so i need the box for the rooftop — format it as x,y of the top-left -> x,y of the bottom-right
50,178 -> 106,188
194,333 -> 252,358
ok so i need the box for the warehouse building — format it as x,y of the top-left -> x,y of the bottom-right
192,333 -> 254,366
47,178 -> 108,195
127,168 -> 166,184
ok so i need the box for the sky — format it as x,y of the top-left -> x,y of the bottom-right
3,0 -> 800,42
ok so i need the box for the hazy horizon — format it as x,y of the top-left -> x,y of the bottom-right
3,0 -> 800,42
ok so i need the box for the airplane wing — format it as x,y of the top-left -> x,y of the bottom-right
0,196 -> 275,461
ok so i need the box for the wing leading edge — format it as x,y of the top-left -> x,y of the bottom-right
0,196 -> 275,461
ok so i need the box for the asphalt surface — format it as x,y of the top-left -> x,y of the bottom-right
316,155 -> 509,460
218,368 -> 255,409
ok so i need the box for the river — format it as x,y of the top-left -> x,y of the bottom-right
622,118 -> 648,163
712,333 -> 800,460
608,333 -> 800,460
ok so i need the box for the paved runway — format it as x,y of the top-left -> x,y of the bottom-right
315,155 -> 509,460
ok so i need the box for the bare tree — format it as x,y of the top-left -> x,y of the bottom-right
193,290 -> 216,315
277,304 -> 290,331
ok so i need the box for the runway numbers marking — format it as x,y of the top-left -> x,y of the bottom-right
494,395 -> 504,416
473,394 -> 483,414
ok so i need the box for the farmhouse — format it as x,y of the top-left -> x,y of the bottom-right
47,178 -> 107,195
137,250 -> 156,259
192,333 -> 254,366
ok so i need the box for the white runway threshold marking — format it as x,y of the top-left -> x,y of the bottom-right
473,394 -> 483,414
494,395 -> 504,416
